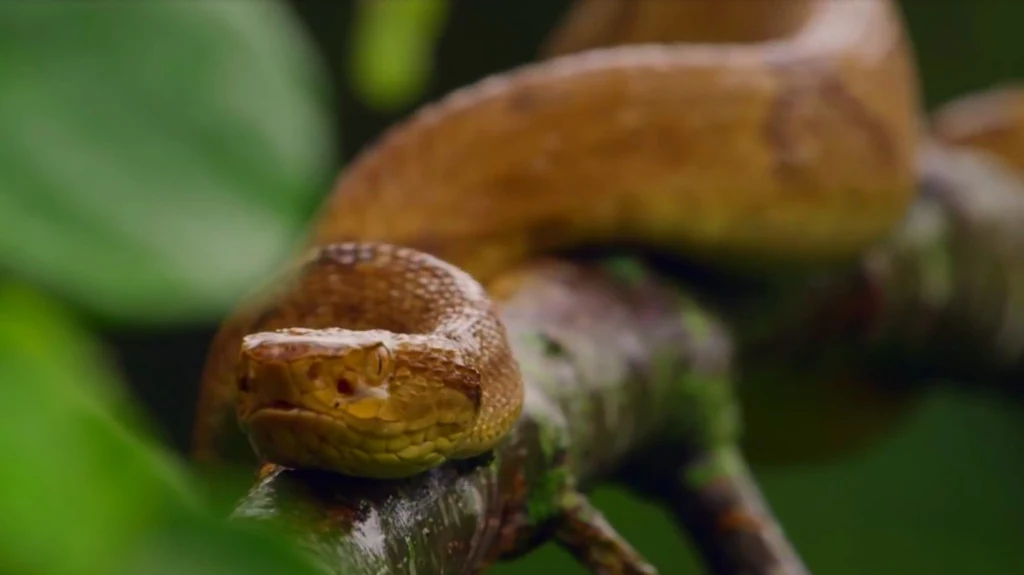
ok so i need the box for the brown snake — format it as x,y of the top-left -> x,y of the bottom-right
192,0 -> 921,479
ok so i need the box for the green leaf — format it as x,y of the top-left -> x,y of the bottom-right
118,514 -> 326,575
0,281 -> 325,575
0,1 -> 335,324
349,0 -> 450,111
0,283 -> 197,575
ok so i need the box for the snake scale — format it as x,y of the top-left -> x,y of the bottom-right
192,0 -> 920,479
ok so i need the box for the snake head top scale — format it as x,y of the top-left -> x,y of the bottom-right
233,243 -> 522,480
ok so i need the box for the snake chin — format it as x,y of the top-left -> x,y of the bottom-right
243,404 -> 463,479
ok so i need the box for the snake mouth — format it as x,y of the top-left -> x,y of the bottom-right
242,399 -> 305,416
245,398 -> 367,429
241,399 -> 324,424
242,405 -> 453,479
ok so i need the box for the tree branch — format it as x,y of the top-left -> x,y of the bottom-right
230,260 -> 806,574
871,144 -> 1024,390
225,141 -> 1024,575
747,143 -> 1024,398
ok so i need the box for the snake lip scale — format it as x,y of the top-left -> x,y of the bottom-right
194,0 -> 921,480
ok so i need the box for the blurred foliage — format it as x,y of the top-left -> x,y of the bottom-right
0,1 -> 447,573
0,283 -> 186,574
1,0 -> 1023,574
349,0 -> 449,112
0,283 -> 321,574
0,1 -> 333,324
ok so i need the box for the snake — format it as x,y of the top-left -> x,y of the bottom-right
932,84 -> 1024,173
192,0 -> 920,479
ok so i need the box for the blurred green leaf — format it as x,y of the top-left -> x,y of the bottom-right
0,1 -> 334,324
0,283 -> 325,575
119,514 -> 325,575
0,282 -> 197,575
350,0 -> 450,111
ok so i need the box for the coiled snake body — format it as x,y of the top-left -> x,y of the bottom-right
193,0 -> 920,478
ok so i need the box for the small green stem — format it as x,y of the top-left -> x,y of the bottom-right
553,490 -> 658,575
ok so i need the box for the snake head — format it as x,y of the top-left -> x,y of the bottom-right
234,326 -> 486,478
236,327 -> 397,410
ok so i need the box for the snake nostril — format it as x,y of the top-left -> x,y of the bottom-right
336,377 -> 355,395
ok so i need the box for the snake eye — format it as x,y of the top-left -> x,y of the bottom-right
365,343 -> 392,380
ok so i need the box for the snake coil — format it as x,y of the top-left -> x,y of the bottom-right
193,0 -> 920,478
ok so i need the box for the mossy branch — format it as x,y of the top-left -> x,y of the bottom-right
867,144 -> 1024,390
226,141 -> 1024,575
747,143 -> 1024,400
230,260 -> 807,575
